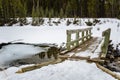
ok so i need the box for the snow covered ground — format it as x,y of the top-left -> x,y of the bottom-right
0,60 -> 116,80
0,18 -> 120,80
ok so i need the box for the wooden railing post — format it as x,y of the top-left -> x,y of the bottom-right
101,28 -> 111,58
86,30 -> 88,40
89,29 -> 92,39
82,31 -> 84,43
66,30 -> 71,50
76,30 -> 79,46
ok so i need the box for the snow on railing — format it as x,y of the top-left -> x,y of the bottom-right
66,27 -> 92,50
100,28 -> 111,58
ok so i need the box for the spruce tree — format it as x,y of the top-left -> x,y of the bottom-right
32,5 -> 36,25
65,2 -> 71,17
45,7 -> 49,17
39,7 -> 44,17
0,0 -> 3,25
17,0 -> 27,26
60,8 -> 64,18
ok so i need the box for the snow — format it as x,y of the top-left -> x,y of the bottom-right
1,18 -> 120,45
75,50 -> 91,57
90,38 -> 104,58
92,18 -> 120,45
0,26 -> 89,46
0,60 -> 116,80
0,18 -> 120,80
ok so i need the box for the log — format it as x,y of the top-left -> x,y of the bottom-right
59,55 -> 89,60
16,58 -> 62,73
96,63 -> 120,80
59,56 -> 104,63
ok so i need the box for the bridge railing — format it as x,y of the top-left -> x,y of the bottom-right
66,27 -> 92,50
100,28 -> 111,58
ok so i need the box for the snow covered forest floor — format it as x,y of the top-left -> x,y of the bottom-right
0,18 -> 120,80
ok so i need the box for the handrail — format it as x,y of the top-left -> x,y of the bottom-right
66,27 -> 92,50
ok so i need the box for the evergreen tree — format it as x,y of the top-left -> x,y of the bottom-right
60,8 -> 64,18
0,0 -> 3,25
39,7 -> 44,17
17,0 -> 27,25
45,7 -> 49,17
88,0 -> 99,17
65,2 -> 71,17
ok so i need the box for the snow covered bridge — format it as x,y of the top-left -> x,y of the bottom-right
60,28 -> 111,62
17,28 -> 111,73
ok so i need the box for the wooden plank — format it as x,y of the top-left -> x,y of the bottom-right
16,58 -> 62,73
82,31 -> 85,42
67,27 -> 92,34
66,30 -> 71,50
76,31 -> 79,46
86,30 -> 89,40
59,56 -> 104,63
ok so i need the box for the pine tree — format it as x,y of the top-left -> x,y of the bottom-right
45,7 -> 49,17
60,8 -> 64,18
32,0 -> 41,26
39,7 -> 44,17
32,0 -> 36,25
0,0 -> 3,25
87,0 -> 98,17
65,2 -> 71,17
17,0 -> 27,26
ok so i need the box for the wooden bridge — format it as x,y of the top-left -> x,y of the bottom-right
16,27 -> 120,80
17,27 -> 111,72
60,27 -> 111,59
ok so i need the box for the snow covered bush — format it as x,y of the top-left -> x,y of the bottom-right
85,20 -> 93,26
66,19 -> 71,26
73,19 -> 79,25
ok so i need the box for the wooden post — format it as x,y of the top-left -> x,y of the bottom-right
101,28 -> 111,58
86,30 -> 88,40
76,30 -> 79,46
89,29 -> 92,39
66,30 -> 71,50
82,31 -> 84,43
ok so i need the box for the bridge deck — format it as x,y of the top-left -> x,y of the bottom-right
60,37 -> 103,59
